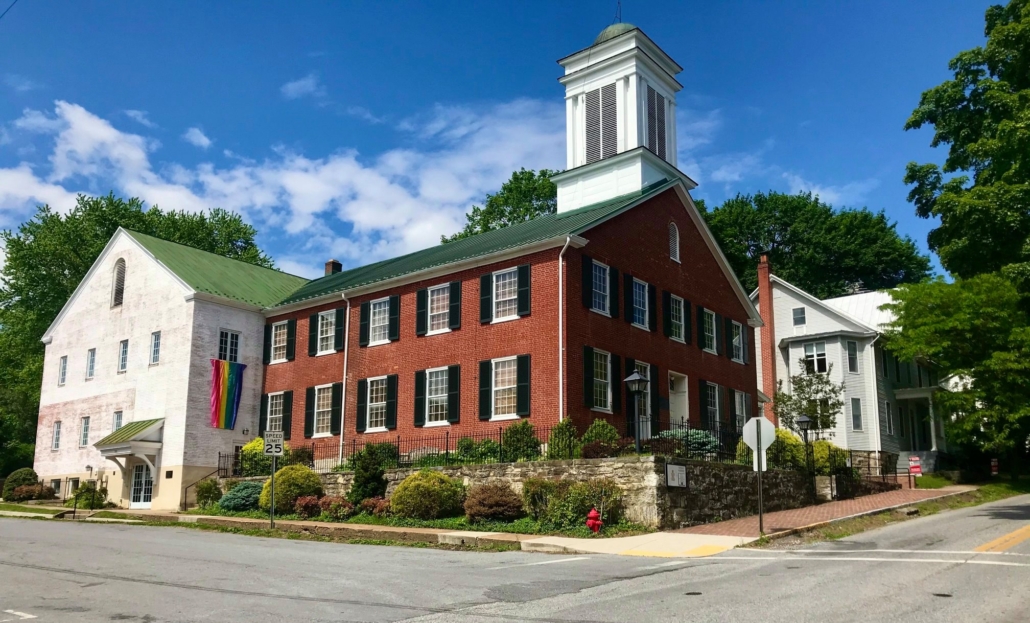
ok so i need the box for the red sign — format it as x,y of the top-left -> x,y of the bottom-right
991,458 -> 999,476
909,455 -> 922,476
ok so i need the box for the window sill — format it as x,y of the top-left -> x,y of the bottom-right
117,370 -> 127,375
312,432 -> 333,439
426,328 -> 451,337
315,350 -> 337,357
149,362 -> 160,367
364,427 -> 389,434
490,315 -> 519,325
367,339 -> 391,348
703,348 -> 718,355
268,359 -> 288,365
670,336 -> 685,344
731,357 -> 744,364
85,377 -> 94,382
590,407 -> 613,415
489,414 -> 520,422
590,308 -> 611,318
424,420 -> 450,428
631,323 -> 650,332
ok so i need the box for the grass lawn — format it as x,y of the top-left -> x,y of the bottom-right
0,503 -> 64,515
914,473 -> 953,489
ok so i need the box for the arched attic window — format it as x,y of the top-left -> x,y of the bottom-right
669,223 -> 680,263
111,259 -> 126,307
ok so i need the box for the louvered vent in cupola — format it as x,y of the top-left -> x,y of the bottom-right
585,84 -> 618,164
646,85 -> 667,161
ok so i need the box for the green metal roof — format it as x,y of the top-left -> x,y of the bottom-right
277,179 -> 678,307
127,231 -> 310,308
94,418 -> 164,447
594,23 -> 638,45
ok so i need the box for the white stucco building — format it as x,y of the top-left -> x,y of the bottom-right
34,229 -> 307,509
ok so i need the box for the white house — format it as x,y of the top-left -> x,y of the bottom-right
33,228 -> 308,509
753,255 -> 947,471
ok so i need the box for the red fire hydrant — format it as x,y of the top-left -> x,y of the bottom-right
586,507 -> 603,533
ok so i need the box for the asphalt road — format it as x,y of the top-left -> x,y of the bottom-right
1,494 -> 1028,623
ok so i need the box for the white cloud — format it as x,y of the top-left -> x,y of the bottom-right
783,173 -> 880,206
677,108 -> 722,153
280,73 -> 325,100
708,152 -> 765,184
182,127 -> 213,149
4,74 -> 40,93
124,110 -> 157,128
0,163 -> 80,220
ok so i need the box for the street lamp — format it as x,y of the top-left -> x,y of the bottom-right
796,415 -> 816,502
624,372 -> 650,453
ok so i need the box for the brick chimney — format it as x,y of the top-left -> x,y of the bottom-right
324,259 -> 342,275
757,253 -> 778,425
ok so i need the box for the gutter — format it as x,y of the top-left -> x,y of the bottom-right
336,292 -> 352,467
557,236 -> 573,421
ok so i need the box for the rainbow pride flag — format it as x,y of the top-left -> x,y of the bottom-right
210,359 -> 247,430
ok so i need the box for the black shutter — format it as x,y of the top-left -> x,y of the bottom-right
698,378 -> 708,428
355,380 -> 368,433
517,265 -> 531,316
715,313 -> 725,356
609,267 -> 620,318
684,300 -> 693,345
662,290 -> 672,337
581,255 -> 593,308
304,386 -> 315,438
308,313 -> 319,356
624,273 -> 634,324
388,295 -> 400,341
722,385 -> 732,428
259,395 -> 268,437
647,284 -> 657,331
414,370 -> 426,427
583,346 -> 594,407
359,302 -> 370,347
447,364 -> 460,423
334,308 -> 345,351
725,316 -> 734,359
516,354 -> 530,416
262,325 -> 271,364
285,319 -> 297,361
478,360 -> 492,420
611,354 -> 622,413
385,374 -> 398,429
480,274 -> 492,323
415,289 -> 428,336
282,391 -> 293,440
330,382 -> 343,435
650,363 -> 660,435
625,358 -> 636,431
697,306 -> 706,348
448,281 -> 462,330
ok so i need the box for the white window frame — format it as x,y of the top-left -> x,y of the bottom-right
591,261 -> 610,316
669,294 -> 685,343
705,382 -> 720,433
803,341 -> 827,374
52,421 -> 61,450
847,340 -> 859,374
85,348 -> 96,380
117,340 -> 129,373
734,390 -> 747,430
491,356 -> 520,421
313,383 -> 334,438
851,398 -> 863,431
427,284 -> 451,335
58,355 -> 68,386
425,366 -> 450,426
219,329 -> 241,363
270,321 -> 289,363
731,321 -> 744,363
669,222 -> 680,263
266,391 -> 285,433
113,410 -> 123,431
703,310 -> 717,353
150,331 -> 161,365
364,376 -> 389,432
491,267 -> 520,323
317,310 -> 336,355
632,278 -> 649,330
50,479 -> 61,495
79,416 -> 90,447
591,349 -> 612,413
792,307 -> 806,326
368,297 -> 392,346
635,361 -> 651,418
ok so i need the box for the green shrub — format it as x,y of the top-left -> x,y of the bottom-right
239,438 -> 272,476
521,478 -> 558,520
259,465 -> 323,512
3,467 -> 38,499
347,448 -> 389,504
390,469 -> 465,519
218,481 -> 263,511
195,478 -> 222,508
319,496 -> 354,521
455,437 -> 501,463
812,439 -> 835,476
464,482 -> 524,523
65,482 -> 109,509
223,479 -> 241,493
501,421 -> 541,462
545,478 -> 623,530
581,419 -> 620,446
766,429 -> 806,469
546,419 -> 579,460
656,428 -> 720,456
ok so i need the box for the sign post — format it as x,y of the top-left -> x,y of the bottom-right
742,416 -> 775,536
909,455 -> 922,477
264,431 -> 284,529
991,458 -> 999,477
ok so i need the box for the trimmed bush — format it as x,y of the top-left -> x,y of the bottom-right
347,447 -> 388,504
455,437 -> 501,463
218,480 -> 263,511
546,478 -> 623,530
294,495 -> 323,519
464,482 -> 524,523
65,482 -> 108,508
580,437 -> 633,459
259,464 -> 323,513
655,428 -> 720,456
358,496 -> 391,517
390,470 -> 465,520
239,438 -> 272,477
521,478 -> 558,520
223,479 -> 242,493
501,421 -> 541,462
546,419 -> 579,460
9,485 -> 55,502
766,429 -> 806,469
195,478 -> 222,508
3,467 -> 38,500
581,419 -> 620,446
319,496 -> 354,521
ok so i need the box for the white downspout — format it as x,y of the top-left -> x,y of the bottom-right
868,335 -> 882,454
337,292 -> 351,467
557,237 -> 572,421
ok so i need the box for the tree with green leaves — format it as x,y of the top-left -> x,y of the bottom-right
700,191 -> 932,299
772,359 -> 845,438
0,193 -> 273,476
442,168 -> 558,243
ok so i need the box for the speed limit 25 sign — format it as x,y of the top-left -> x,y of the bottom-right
263,431 -> 285,456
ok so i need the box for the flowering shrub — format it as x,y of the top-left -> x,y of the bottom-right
319,496 -> 354,521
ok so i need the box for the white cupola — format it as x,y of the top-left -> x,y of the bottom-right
552,23 -> 695,212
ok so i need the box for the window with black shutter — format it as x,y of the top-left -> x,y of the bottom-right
447,364 -> 460,423
355,379 -> 367,433
416,289 -> 428,336
414,370 -> 427,427
281,391 -> 293,440
308,313 -> 319,356
517,265 -> 531,316
448,281 -> 462,329
304,386 -> 315,438
259,394 -> 268,436
334,308 -> 345,351
480,274 -> 493,323
388,295 -> 400,341
385,375 -> 398,429
330,382 -> 342,435
516,354 -> 530,416
285,319 -> 297,361
478,360 -> 492,420
359,302 -> 370,346
262,324 -> 272,364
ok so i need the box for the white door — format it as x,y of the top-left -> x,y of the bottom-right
668,372 -> 689,428
130,464 -> 153,509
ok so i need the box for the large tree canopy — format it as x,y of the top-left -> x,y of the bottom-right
0,194 -> 273,476
700,191 -> 932,299
442,168 -> 558,243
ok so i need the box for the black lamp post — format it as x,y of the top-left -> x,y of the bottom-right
624,372 -> 649,453
797,414 -> 816,502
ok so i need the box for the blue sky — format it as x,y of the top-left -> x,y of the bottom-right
0,1 -> 990,278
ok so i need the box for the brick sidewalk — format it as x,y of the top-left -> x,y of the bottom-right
674,486 -> 974,538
